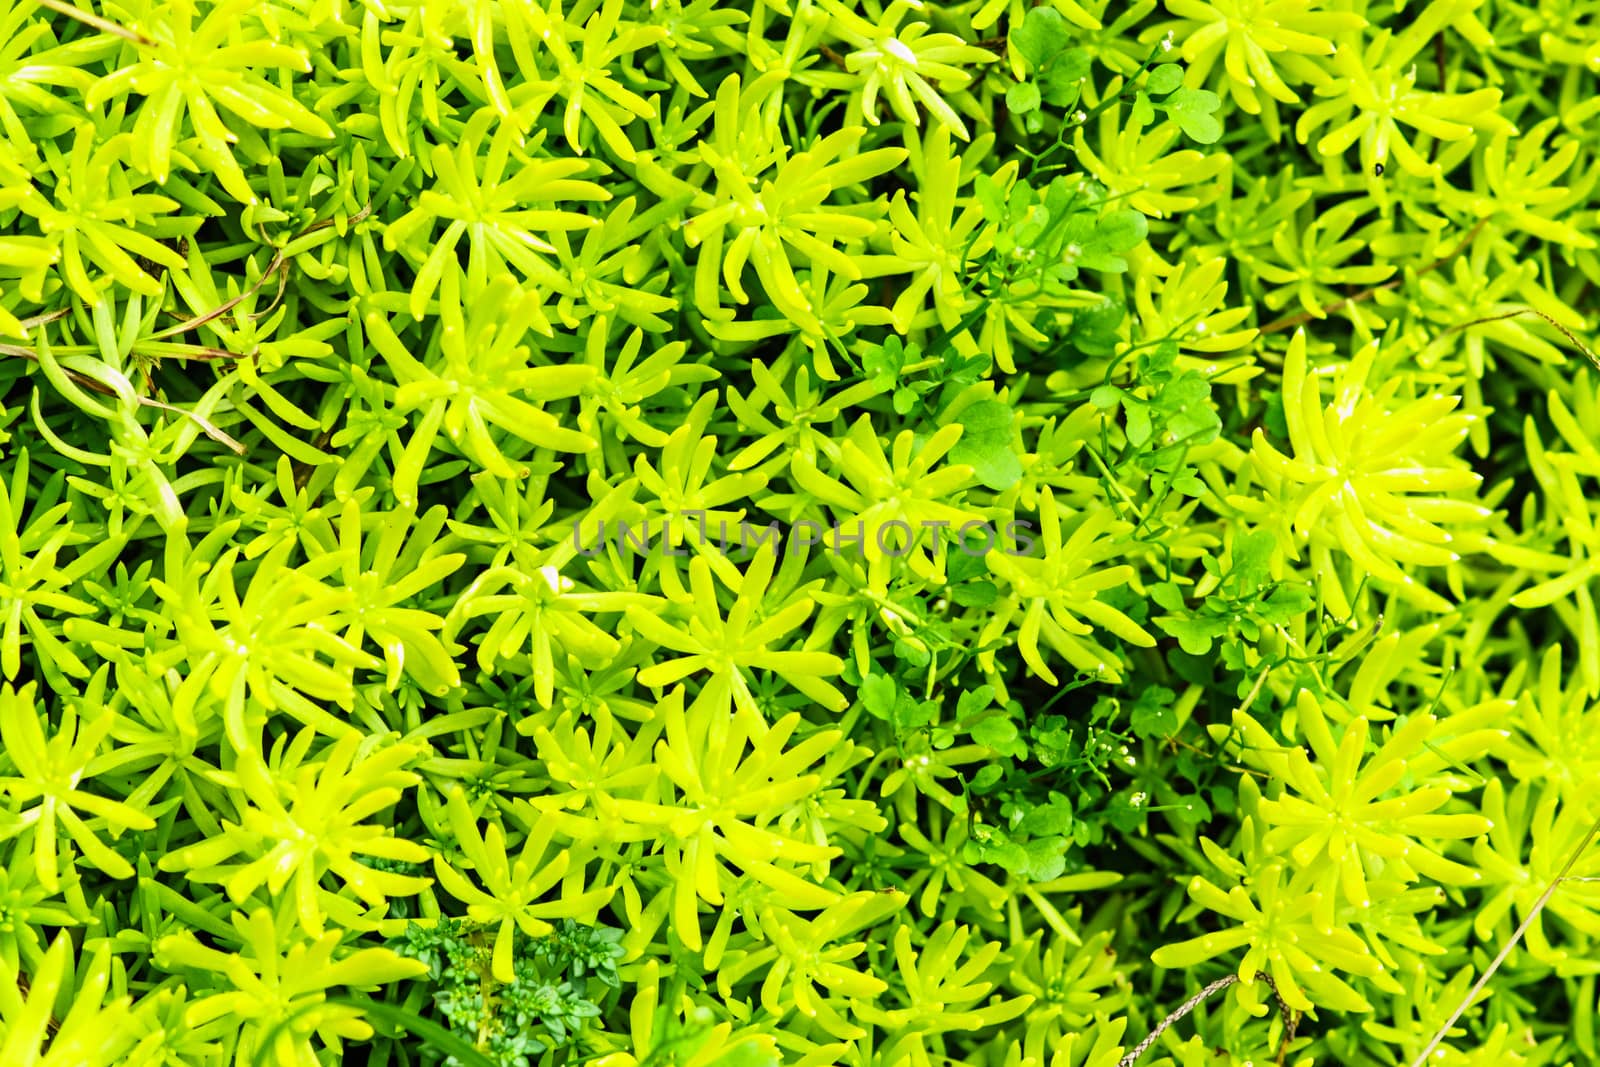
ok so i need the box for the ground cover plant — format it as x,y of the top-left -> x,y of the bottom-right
0,0 -> 1598,1063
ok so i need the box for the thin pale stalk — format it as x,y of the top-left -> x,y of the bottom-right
1407,811 -> 1600,1067
31,0 -> 152,45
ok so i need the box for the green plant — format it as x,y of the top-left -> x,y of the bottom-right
1,1 -> 1598,1066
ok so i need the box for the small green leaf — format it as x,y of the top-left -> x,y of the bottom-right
1012,6 -> 1072,69
1260,584 -> 1314,622
1007,81 -> 1043,114
862,673 -> 899,719
951,581 -> 999,608
973,714 -> 1027,758
972,764 -> 1005,790
1019,797 -> 1075,837
1051,48 -> 1092,82
1161,87 -> 1224,143
949,400 -> 1023,491
973,173 -> 1009,222
957,684 -> 997,719
1097,208 -> 1149,253
1158,617 -> 1225,655
1230,530 -> 1278,590
1068,298 -> 1127,357
1150,582 -> 1187,612
1021,836 -> 1069,881
1090,384 -> 1122,409
894,697 -> 939,734
1146,64 -> 1185,95
1126,402 -> 1153,447
1130,686 -> 1178,738
1128,91 -> 1153,129
1042,50 -> 1090,106
973,716 -> 1018,748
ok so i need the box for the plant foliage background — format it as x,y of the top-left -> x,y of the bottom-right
0,0 -> 1598,1063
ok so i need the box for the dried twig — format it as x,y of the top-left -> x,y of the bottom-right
148,271 -> 282,342
1434,306 -> 1600,374
14,308 -> 71,335
1118,972 -> 1300,1067
136,394 -> 247,454
1405,811 -> 1600,1067
0,342 -> 247,455
32,0 -> 152,45
2,203 -> 373,456
152,200 -> 372,340
1257,218 -> 1489,337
